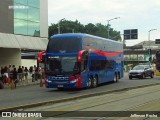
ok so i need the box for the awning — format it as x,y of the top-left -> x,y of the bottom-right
0,33 -> 48,50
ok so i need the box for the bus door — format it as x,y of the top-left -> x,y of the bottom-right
78,50 -> 89,87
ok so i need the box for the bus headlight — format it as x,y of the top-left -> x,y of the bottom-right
70,79 -> 78,83
46,79 -> 52,83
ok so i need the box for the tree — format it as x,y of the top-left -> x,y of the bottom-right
85,23 -> 97,34
48,20 -> 121,41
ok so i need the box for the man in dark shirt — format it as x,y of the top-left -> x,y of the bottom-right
17,66 -> 23,81
12,68 -> 18,88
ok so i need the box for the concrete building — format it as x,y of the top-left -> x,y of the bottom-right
124,41 -> 160,69
0,0 -> 48,68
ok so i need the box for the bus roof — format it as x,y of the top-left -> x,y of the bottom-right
50,33 -> 122,45
50,33 -> 85,39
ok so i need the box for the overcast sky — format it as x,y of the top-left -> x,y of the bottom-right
48,0 -> 160,46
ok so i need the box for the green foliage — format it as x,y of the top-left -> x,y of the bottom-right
48,19 -> 121,41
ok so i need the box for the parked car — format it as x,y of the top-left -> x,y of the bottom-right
128,65 -> 154,79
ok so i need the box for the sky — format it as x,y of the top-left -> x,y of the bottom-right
48,0 -> 160,46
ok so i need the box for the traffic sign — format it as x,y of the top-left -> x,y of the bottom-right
124,29 -> 138,40
155,39 -> 160,44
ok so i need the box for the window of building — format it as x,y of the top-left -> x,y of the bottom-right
28,0 -> 40,8
14,19 -> 27,35
28,21 -> 40,36
13,0 -> 40,37
14,3 -> 27,20
14,0 -> 27,5
28,7 -> 40,22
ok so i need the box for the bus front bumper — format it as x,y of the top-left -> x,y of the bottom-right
45,80 -> 78,89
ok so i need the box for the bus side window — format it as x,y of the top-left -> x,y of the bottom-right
81,60 -> 87,72
81,51 -> 88,72
81,61 -> 85,72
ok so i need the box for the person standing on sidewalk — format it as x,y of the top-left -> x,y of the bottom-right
12,68 -> 18,88
24,67 -> 29,83
3,66 -> 9,84
18,66 -> 23,83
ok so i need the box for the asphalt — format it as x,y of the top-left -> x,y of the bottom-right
1,83 -> 160,120
0,71 -> 160,111
4,83 -> 160,111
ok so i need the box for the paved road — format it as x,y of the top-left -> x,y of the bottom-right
0,73 -> 160,109
25,84 -> 160,120
2,82 -> 160,120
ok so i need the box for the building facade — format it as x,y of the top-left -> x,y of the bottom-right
0,0 -> 48,67
124,41 -> 160,71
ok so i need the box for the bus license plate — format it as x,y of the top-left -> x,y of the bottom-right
58,85 -> 63,88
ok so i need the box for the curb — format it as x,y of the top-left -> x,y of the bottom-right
3,80 -> 41,89
1,83 -> 160,111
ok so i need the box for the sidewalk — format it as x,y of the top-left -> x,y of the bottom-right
2,75 -> 44,89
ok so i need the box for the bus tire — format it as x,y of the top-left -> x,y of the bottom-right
114,73 -> 118,82
93,76 -> 98,88
90,77 -> 94,88
118,72 -> 120,79
87,77 -> 92,88
96,75 -> 99,86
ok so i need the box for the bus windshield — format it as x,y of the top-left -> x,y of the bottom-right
47,37 -> 82,53
45,56 -> 79,75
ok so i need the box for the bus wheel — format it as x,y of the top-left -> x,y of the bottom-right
118,72 -> 121,79
87,78 -> 92,88
93,77 -> 98,87
114,73 -> 118,82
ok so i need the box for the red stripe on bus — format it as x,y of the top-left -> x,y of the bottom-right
85,46 -> 121,57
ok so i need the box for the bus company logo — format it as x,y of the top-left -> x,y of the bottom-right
48,76 -> 69,81
2,112 -> 12,117
59,50 -> 66,53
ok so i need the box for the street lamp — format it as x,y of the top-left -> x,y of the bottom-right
107,17 -> 120,39
148,29 -> 157,50
58,18 -> 65,34
148,29 -> 157,63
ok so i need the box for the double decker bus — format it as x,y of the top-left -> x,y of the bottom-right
44,33 -> 123,89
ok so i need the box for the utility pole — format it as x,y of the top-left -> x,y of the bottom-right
58,18 -> 65,34
107,17 -> 120,38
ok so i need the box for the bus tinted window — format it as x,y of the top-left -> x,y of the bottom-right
45,56 -> 78,75
90,60 -> 114,71
47,37 -> 82,52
